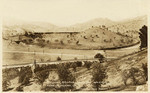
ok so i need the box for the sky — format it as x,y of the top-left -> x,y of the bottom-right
2,0 -> 148,26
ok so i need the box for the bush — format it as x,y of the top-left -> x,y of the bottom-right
15,86 -> 23,91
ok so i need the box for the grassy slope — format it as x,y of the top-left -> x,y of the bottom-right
3,16 -> 147,50
23,26 -> 138,50
74,49 -> 147,91
3,49 -> 147,91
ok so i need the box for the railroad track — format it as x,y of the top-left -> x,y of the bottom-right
2,58 -> 115,69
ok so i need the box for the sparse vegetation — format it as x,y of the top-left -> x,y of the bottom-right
2,16 -> 147,92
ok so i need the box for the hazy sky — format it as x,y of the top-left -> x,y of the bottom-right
2,0 -> 148,26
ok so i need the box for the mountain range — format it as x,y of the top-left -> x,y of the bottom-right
3,15 -> 147,37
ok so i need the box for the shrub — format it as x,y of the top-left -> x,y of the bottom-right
47,64 -> 57,69
15,86 -> 24,91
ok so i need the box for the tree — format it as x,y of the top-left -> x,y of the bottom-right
18,67 -> 32,86
129,68 -> 139,85
60,40 -> 64,45
122,67 -> 144,86
142,63 -> 148,81
57,64 -> 75,91
76,41 -> 79,45
76,61 -> 82,67
92,63 -> 107,91
139,25 -> 147,49
74,57 -> 78,60
35,70 -> 50,86
85,62 -> 92,70
57,56 -> 61,61
71,63 -> 77,72
2,80 -> 10,91
94,53 -> 105,63
24,31 -> 29,36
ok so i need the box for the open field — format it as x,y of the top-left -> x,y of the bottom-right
3,42 -> 140,65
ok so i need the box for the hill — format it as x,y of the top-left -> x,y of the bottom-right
2,16 -> 147,50
2,19 -> 58,38
107,16 -> 147,39
67,18 -> 115,32
73,26 -> 138,49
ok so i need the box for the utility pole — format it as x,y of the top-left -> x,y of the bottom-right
104,50 -> 107,57
28,47 -> 29,52
34,50 -> 36,60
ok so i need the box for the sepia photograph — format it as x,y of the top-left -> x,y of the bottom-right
2,0 -> 148,92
